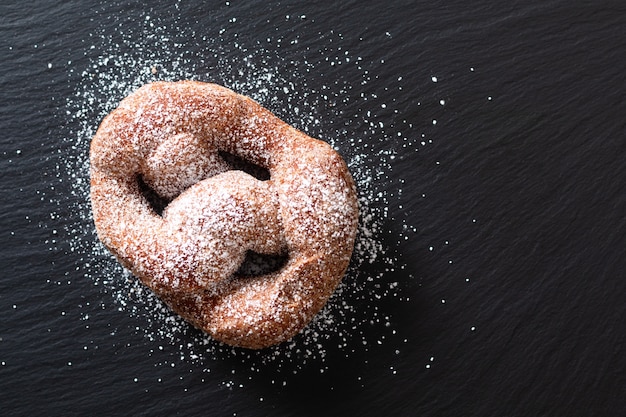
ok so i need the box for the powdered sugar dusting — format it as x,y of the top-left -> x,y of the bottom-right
59,10 -> 417,383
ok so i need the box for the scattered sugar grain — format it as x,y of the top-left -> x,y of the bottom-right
55,14 -> 439,387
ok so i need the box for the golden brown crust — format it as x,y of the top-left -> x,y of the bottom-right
89,81 -> 358,349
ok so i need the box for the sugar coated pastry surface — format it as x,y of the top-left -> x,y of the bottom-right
89,81 -> 359,349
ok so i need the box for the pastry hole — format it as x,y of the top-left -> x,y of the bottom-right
219,150 -> 270,181
137,174 -> 171,216
235,250 -> 289,277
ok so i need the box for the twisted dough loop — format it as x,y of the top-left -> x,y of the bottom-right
90,81 -> 359,349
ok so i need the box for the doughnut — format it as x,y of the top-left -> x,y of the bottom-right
89,81 -> 359,349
